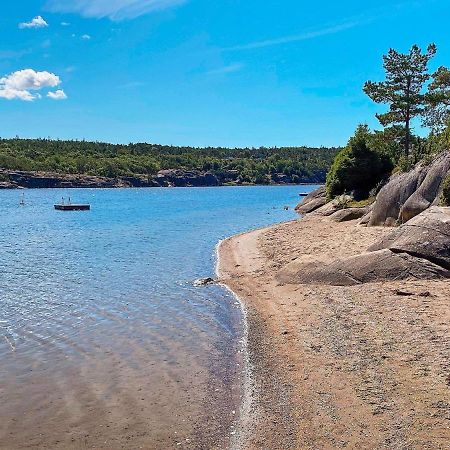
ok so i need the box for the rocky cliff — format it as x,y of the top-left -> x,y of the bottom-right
0,167 -> 315,189
0,169 -> 221,189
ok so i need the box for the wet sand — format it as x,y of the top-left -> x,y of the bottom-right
218,214 -> 450,449
0,338 -> 239,450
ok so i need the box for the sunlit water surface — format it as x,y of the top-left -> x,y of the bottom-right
0,186 -> 314,449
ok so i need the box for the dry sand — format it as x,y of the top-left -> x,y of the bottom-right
218,214 -> 450,450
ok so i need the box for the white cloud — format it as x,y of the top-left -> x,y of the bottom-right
19,16 -> 49,29
45,0 -> 186,20
47,89 -> 68,100
0,88 -> 35,101
81,34 -> 91,40
0,69 -> 61,101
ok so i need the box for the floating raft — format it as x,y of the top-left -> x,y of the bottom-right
54,204 -> 90,211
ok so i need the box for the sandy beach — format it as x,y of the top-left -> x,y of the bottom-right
218,214 -> 450,450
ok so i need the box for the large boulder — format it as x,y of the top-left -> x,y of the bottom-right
369,151 -> 450,226
369,167 -> 427,227
400,153 -> 450,222
281,206 -> 450,286
295,186 -> 327,214
312,195 -> 353,217
330,206 -> 370,222
278,249 -> 449,286
369,207 -> 450,269
358,203 -> 375,226
312,201 -> 341,216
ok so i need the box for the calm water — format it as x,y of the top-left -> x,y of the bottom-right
0,186 -> 313,449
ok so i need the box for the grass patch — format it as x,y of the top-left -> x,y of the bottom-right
348,197 -> 376,208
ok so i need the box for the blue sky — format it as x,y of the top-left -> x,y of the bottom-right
1,0 -> 449,147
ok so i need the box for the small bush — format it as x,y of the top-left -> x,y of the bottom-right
325,125 -> 393,200
442,175 -> 450,206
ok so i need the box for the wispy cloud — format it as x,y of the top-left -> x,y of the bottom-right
207,63 -> 244,76
19,16 -> 49,29
223,18 -> 370,52
45,0 -> 187,21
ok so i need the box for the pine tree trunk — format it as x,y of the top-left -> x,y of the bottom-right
405,77 -> 412,158
405,116 -> 410,158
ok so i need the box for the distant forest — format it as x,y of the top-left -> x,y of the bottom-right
0,138 -> 339,184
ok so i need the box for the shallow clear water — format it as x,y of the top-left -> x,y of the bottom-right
0,185 -> 314,449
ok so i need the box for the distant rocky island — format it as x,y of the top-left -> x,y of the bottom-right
0,138 -> 338,189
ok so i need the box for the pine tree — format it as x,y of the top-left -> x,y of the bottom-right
424,66 -> 450,131
364,44 -> 437,157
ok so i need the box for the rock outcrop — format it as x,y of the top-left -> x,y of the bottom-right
5,171 -> 131,189
368,151 -> 450,226
296,190 -> 358,218
281,207 -> 450,286
369,207 -> 450,269
0,169 -> 221,189
155,169 -> 219,187
329,206 -> 370,222
1,167 -> 320,189
295,151 -> 450,227
295,187 -> 327,214
279,249 -> 449,286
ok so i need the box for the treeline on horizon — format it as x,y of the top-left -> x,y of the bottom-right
0,138 -> 339,184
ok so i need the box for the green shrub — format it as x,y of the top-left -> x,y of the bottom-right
396,155 -> 413,173
325,125 -> 393,200
442,175 -> 450,206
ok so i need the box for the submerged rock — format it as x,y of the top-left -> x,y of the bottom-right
193,277 -> 217,287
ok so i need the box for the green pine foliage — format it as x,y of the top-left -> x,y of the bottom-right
442,175 -> 450,206
325,125 -> 393,199
0,138 -> 339,184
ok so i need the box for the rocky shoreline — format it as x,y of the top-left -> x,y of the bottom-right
218,151 -> 450,449
0,168 -> 322,190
